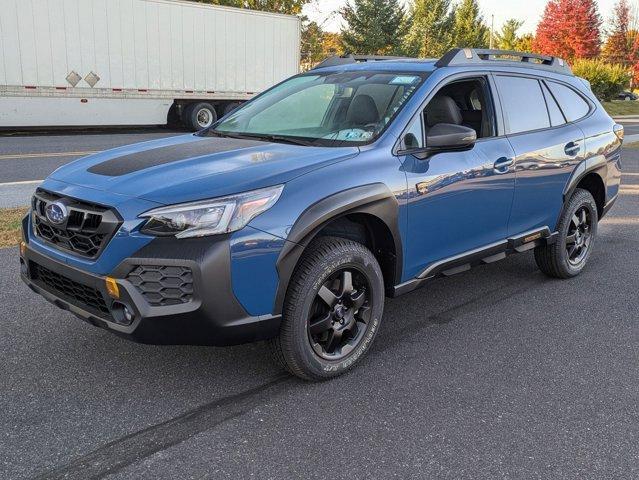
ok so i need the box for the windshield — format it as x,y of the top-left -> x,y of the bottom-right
209,71 -> 427,146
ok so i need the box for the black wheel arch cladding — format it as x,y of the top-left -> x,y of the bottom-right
273,183 -> 403,316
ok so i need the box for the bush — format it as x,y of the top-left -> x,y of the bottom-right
572,60 -> 630,101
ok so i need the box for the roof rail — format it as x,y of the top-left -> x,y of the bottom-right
435,48 -> 573,75
312,54 -> 410,70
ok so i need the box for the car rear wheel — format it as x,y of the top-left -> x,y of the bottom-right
268,236 -> 385,381
534,188 -> 598,278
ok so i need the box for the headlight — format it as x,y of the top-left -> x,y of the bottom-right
140,185 -> 283,238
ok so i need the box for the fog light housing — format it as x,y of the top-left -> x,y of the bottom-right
19,241 -> 27,257
111,302 -> 135,326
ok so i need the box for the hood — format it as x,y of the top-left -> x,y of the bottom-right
50,134 -> 359,205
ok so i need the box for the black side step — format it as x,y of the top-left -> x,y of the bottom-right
392,227 -> 555,297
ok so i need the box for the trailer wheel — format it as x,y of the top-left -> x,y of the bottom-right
184,102 -> 217,131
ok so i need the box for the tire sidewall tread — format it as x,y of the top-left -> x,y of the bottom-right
534,188 -> 598,279
270,236 -> 385,381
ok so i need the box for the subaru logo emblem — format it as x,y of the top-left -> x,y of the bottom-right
45,202 -> 68,225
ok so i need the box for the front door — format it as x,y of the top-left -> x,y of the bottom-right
398,76 -> 516,279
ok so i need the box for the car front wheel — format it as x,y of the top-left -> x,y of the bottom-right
269,236 -> 385,381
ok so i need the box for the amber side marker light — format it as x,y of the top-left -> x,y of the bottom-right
19,241 -> 27,257
614,124 -> 625,142
105,277 -> 120,299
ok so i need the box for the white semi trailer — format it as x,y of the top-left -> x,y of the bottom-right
0,0 -> 301,130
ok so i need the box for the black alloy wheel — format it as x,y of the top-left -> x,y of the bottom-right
307,268 -> 372,360
566,206 -> 593,266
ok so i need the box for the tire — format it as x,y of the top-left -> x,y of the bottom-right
183,102 -> 217,131
534,188 -> 598,279
268,236 -> 385,381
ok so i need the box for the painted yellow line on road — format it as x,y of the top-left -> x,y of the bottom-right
0,151 -> 98,160
0,180 -> 43,187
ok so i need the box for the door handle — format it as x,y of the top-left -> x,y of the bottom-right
493,157 -> 514,173
564,141 -> 581,156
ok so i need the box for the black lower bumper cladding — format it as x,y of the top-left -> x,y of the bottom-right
20,234 -> 281,346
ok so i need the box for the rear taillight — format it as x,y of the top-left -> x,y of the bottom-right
613,124 -> 624,142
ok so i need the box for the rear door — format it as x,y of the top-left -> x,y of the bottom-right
493,74 -> 586,235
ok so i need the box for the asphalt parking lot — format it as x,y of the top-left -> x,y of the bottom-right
1,135 -> 638,479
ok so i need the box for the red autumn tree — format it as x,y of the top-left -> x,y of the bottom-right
631,34 -> 639,84
603,0 -> 634,65
534,0 -> 602,60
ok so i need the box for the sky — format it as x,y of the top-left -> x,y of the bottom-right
302,0 -> 619,35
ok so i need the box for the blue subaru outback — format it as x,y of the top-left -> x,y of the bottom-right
20,49 -> 623,381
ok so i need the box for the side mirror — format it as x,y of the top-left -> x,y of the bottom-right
426,123 -> 477,150
397,123 -> 476,159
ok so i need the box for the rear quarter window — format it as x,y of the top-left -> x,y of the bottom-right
546,81 -> 591,122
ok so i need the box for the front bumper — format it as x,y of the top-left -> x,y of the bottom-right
20,234 -> 281,346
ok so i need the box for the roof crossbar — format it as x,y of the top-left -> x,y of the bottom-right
312,54 -> 410,70
435,48 -> 573,75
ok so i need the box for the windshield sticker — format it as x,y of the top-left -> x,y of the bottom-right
390,76 -> 420,85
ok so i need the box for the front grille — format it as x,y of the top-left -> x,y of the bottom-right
31,263 -> 111,318
32,189 -> 121,259
127,265 -> 194,306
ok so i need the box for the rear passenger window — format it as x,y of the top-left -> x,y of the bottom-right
541,82 -> 566,127
546,81 -> 590,122
496,76 -> 550,134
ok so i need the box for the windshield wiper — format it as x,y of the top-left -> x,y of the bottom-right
237,133 -> 317,146
206,130 -> 317,146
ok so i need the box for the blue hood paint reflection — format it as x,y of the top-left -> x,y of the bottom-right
50,134 -> 360,205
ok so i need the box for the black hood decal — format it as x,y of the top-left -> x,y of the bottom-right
88,137 -> 266,177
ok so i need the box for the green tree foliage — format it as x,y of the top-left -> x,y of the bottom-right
340,0 -> 406,55
516,33 -> 535,53
452,0 -> 488,48
194,0 -> 309,15
301,22 -> 344,69
572,59 -> 630,100
403,0 -> 454,57
301,21 -> 325,66
494,19 -> 524,51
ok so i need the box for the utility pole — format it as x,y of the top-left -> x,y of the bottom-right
490,14 -> 494,49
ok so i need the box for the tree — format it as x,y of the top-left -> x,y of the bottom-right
194,0 -> 309,15
494,19 -> 524,51
533,0 -> 602,60
301,21 -> 325,68
340,0 -> 406,55
322,32 -> 344,57
516,33 -> 535,53
403,0 -> 454,57
451,0 -> 488,48
300,22 -> 345,69
602,0 -> 636,66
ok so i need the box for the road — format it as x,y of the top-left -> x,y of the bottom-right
0,128 -> 186,207
0,142 -> 637,478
